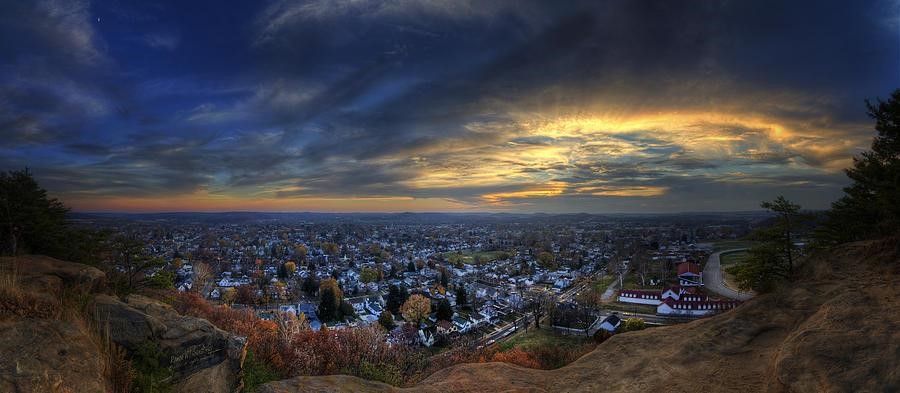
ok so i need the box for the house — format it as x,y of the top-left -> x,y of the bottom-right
278,304 -> 298,315
656,298 -> 740,316
617,289 -> 662,305
177,280 -> 192,292
436,319 -> 455,335
452,316 -> 473,332
598,314 -> 622,332
365,301 -> 384,316
677,262 -> 703,286
553,277 -> 571,289
660,286 -> 693,301
470,312 -> 488,327
349,298 -> 368,314
418,328 -> 436,347
297,303 -> 318,320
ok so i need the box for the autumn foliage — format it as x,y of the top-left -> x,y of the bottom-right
488,348 -> 541,369
170,292 -> 593,387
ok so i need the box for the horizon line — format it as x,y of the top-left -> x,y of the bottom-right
69,209 -> 787,216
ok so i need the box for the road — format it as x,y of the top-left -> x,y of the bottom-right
477,314 -> 529,346
600,275 -> 619,301
481,273 -> 597,346
703,249 -> 753,301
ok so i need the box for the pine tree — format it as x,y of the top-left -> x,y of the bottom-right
818,89 -> 900,243
455,285 -> 467,309
436,298 -> 453,321
0,168 -> 69,256
318,288 -> 337,322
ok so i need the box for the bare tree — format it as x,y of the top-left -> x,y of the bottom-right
193,261 -> 212,292
634,251 -> 652,287
274,311 -> 308,347
526,290 -> 556,329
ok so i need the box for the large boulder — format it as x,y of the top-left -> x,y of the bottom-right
94,294 -> 247,393
1,255 -> 105,295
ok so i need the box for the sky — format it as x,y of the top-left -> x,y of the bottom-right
1,0 -> 898,213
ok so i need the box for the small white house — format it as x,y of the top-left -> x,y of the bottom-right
418,329 -> 435,347
598,314 -> 622,332
453,316 -> 473,332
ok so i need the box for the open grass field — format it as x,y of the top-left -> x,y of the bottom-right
720,249 -> 750,267
442,250 -> 511,265
498,327 -> 592,353
712,240 -> 758,252
593,275 -> 616,291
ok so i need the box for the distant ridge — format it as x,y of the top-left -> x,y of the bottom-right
69,210 -> 774,225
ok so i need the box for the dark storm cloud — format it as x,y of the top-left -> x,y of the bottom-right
0,0 -> 896,211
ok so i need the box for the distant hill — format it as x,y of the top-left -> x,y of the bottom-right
260,237 -> 900,392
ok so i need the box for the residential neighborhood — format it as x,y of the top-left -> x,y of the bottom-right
72,212 -> 760,349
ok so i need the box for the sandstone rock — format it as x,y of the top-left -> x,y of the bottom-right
1,255 -> 246,393
0,255 -> 105,295
93,294 -> 166,350
95,294 -> 246,393
0,319 -> 107,393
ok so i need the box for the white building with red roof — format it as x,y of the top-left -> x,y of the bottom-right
617,289 -> 663,305
677,262 -> 703,286
618,285 -> 699,305
656,298 -> 741,316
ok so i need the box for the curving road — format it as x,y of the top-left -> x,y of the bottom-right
704,249 -> 754,301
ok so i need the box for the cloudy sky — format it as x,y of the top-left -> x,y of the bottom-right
1,0 -> 898,213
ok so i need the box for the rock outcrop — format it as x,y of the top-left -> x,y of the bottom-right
0,318 -> 108,393
94,294 -> 246,392
0,255 -> 246,393
260,239 -> 900,393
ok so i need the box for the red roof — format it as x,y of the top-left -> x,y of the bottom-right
677,262 -> 701,275
660,298 -> 741,310
618,290 -> 661,299
662,286 -> 698,295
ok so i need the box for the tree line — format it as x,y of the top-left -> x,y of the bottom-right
728,89 -> 900,292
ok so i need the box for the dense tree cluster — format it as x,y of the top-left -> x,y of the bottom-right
386,284 -> 409,314
818,89 -> 900,243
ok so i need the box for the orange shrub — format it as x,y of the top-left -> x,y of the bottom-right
490,348 -> 541,369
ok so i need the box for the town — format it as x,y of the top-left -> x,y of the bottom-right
74,212 -> 760,349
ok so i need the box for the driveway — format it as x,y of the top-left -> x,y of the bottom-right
703,249 -> 753,301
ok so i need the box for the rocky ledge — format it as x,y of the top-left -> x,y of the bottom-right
0,255 -> 246,393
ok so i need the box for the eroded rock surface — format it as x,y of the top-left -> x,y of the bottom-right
0,255 -> 247,393
0,319 -> 107,393
95,294 -> 246,392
